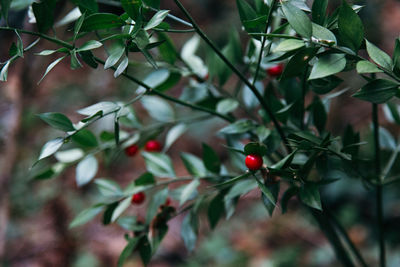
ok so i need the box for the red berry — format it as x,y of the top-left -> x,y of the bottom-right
245,154 -> 263,171
165,198 -> 171,206
267,64 -> 284,77
144,140 -> 162,152
131,192 -> 146,204
125,144 -> 139,157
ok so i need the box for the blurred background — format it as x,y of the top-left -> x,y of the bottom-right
1,0 -> 400,266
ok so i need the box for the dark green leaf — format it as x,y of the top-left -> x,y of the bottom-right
244,142 -> 267,156
365,39 -> 392,70
254,177 -> 276,204
236,0 -> 258,32
299,183 -> 322,210
393,38 -> 400,75
118,237 -> 140,267
135,172 -> 156,186
71,129 -> 98,147
280,48 -> 316,79
261,182 -> 279,216
225,179 -> 257,200
181,153 -> 207,177
38,112 -> 75,132
74,12 -> 85,41
353,79 -> 399,104
338,0 -> 364,51
208,193 -> 225,229
71,0 -> 98,14
281,186 -> 298,214
271,150 -> 296,169
202,143 -> 221,174
312,0 -> 327,25
103,202 -> 119,225
79,51 -> 98,68
81,13 -> 125,31
310,75 -> 343,94
273,39 -> 305,53
69,204 -> 104,228
138,236 -> 152,266
157,32 -> 177,64
281,1 -> 312,39
311,96 -> 327,133
32,0 -> 56,33
0,0 -> 12,23
121,0 -> 142,20
309,53 -> 346,80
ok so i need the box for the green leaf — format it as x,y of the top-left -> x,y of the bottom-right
77,101 -> 119,116
181,153 -> 207,177
225,179 -> 257,200
138,236 -> 152,266
72,0 -> 98,14
310,75 -> 343,94
0,60 -> 10,81
95,179 -> 123,197
311,0 -> 327,25
309,53 -> 346,80
254,177 -> 276,204
244,142 -> 267,156
208,193 -> 225,229
38,56 -> 66,84
142,152 -> 176,177
77,40 -> 103,52
338,0 -> 364,51
386,101 -> 400,125
216,98 -> 239,115
280,48 -> 316,79
145,188 -> 168,223
69,204 -> 104,228
236,0 -> 258,32
104,44 -> 125,69
356,60 -> 383,74
135,172 -> 156,186
281,1 -> 312,39
365,39 -> 392,70
118,237 -> 140,267
393,38 -> 400,75
81,13 -> 125,31
103,202 -> 119,225
71,129 -> 98,147
55,148 -> 84,163
76,155 -> 98,187
73,12 -> 85,40
70,50 -> 83,70
121,0 -> 142,20
299,183 -> 322,210
141,96 -> 175,122
312,23 -> 336,44
180,179 -> 200,205
281,187 -> 298,214
0,0 -> 12,23
144,10 -> 169,30
181,212 -> 198,251
164,123 -> 187,152
353,79 -> 399,104
38,112 -> 75,132
273,39 -> 305,53
157,32 -> 177,64
38,137 -> 64,161
32,0 -> 56,33
111,197 -> 132,222
271,150 -> 296,169
113,56 -> 129,78
261,182 -> 279,216
219,119 -> 255,135
202,143 -> 221,174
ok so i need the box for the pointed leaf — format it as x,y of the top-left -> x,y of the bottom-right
353,79 -> 399,104
38,137 -> 64,161
38,112 -> 75,131
281,1 -> 312,38
366,39 -> 392,70
76,155 -> 98,187
309,53 -> 346,80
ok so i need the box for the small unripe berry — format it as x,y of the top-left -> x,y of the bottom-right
124,144 -> 139,157
131,192 -> 146,204
267,64 -> 284,77
245,154 -> 263,171
144,140 -> 162,152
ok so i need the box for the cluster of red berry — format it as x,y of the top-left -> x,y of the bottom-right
125,140 -> 162,205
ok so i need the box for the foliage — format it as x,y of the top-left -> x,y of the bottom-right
1,0 -> 399,266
